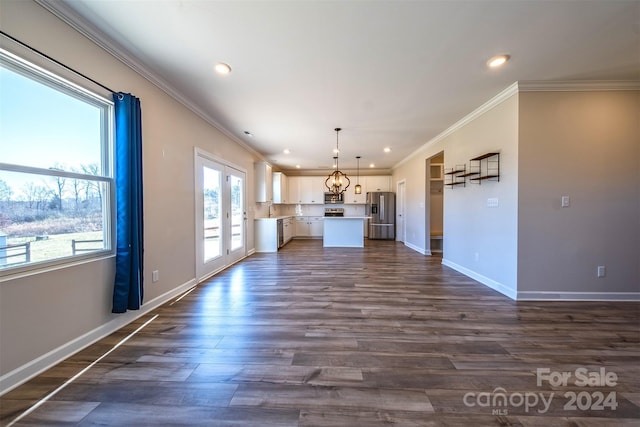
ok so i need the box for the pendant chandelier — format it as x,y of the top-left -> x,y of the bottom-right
325,127 -> 350,195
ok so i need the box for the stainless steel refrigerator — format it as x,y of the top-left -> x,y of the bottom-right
366,192 -> 395,240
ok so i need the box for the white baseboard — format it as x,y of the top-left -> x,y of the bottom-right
439,258 -> 640,301
441,258 -> 518,300
404,241 -> 428,255
517,291 -> 640,301
0,278 -> 197,396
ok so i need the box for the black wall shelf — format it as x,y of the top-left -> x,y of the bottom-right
444,165 -> 467,188
469,152 -> 500,184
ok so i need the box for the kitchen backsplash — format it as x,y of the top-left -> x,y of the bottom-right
255,203 -> 366,218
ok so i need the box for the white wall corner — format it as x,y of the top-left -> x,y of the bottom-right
404,241 -> 429,255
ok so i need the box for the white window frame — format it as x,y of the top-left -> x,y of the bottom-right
0,47 -> 115,280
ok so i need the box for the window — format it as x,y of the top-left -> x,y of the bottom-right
0,48 -> 114,274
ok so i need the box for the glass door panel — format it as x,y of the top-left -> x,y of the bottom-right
227,168 -> 246,266
195,155 -> 225,279
203,166 -> 222,262
229,172 -> 244,251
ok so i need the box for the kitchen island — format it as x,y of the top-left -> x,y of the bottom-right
323,217 -> 368,248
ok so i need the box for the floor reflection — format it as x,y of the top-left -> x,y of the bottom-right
197,266 -> 248,316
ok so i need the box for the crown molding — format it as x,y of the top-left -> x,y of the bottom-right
517,80 -> 640,92
392,79 -> 640,170
35,0 -> 265,161
393,82 -> 519,169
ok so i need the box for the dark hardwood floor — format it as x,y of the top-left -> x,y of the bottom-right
1,239 -> 639,426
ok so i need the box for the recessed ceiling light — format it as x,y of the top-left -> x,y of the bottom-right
487,54 -> 510,68
283,149 -> 290,154
384,147 -> 391,153
243,130 -> 252,137
369,163 -> 375,168
215,62 -> 232,75
296,165 -> 301,168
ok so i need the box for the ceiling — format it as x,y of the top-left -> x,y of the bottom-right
46,0 -> 639,174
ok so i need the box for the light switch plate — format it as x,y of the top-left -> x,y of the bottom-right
487,198 -> 499,208
561,196 -> 570,207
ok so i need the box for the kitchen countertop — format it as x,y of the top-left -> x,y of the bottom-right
254,215 -> 294,220
323,216 -> 370,219
256,215 -> 370,220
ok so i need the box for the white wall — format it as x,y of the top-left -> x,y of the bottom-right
0,0 -> 261,392
438,94 -> 519,297
517,90 -> 640,298
392,157 -> 428,253
393,91 -> 519,297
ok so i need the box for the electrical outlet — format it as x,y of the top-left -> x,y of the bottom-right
475,252 -> 480,262
152,270 -> 159,283
597,266 -> 606,278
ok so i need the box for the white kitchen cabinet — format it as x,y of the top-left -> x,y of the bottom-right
282,175 -> 392,205
344,175 -> 391,203
283,216 -> 294,243
254,162 -> 273,203
288,176 -> 324,204
273,172 -> 288,204
365,175 -> 391,192
255,216 -> 295,252
254,218 -> 277,252
295,217 -> 310,236
295,216 -> 323,237
288,177 -> 300,204
344,181 -> 366,204
309,217 -> 323,236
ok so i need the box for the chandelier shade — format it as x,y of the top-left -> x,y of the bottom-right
325,128 -> 350,195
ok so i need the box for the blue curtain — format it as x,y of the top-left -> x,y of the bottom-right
112,93 -> 144,313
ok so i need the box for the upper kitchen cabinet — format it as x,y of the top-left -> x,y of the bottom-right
254,162 -> 273,203
288,176 -> 324,204
366,175 -> 392,192
344,179 -> 366,204
342,175 -> 392,204
273,172 -> 288,204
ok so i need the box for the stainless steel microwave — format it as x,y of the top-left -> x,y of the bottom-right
324,192 -> 344,204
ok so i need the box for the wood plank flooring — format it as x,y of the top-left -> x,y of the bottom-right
1,239 -> 639,426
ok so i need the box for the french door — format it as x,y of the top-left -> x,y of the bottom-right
195,150 -> 246,281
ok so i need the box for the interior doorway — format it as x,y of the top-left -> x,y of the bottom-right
427,152 -> 444,256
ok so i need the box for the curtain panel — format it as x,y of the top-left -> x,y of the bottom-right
112,92 -> 144,313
